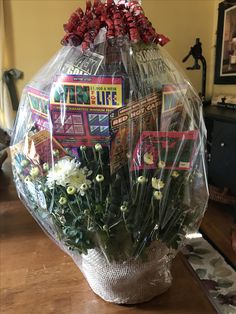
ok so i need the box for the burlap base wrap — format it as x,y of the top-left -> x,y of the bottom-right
71,241 -> 173,304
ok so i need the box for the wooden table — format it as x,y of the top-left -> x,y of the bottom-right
0,161 -> 217,314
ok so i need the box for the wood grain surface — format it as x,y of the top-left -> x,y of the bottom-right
201,200 -> 236,268
0,160 -> 217,314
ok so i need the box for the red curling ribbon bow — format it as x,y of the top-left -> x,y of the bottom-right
61,0 -> 170,49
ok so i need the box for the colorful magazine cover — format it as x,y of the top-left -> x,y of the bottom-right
160,84 -> 187,131
131,130 -> 199,171
61,50 -> 104,75
10,130 -> 67,165
26,86 -> 50,131
129,43 -> 170,97
109,92 -> 162,174
50,74 -> 124,147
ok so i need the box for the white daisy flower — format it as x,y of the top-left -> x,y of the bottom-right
59,197 -> 67,205
152,178 -> 165,190
95,143 -> 102,151
120,205 -> 128,212
46,158 -> 78,188
96,174 -> 104,183
66,186 -> 76,195
79,183 -> 89,196
43,163 -> 49,172
46,158 -> 92,192
53,149 -> 60,157
172,171 -> 179,178
66,171 -> 92,191
158,160 -> 166,169
153,191 -> 163,200
144,152 -> 154,165
80,145 -> 86,151
30,167 -> 40,178
137,176 -> 147,184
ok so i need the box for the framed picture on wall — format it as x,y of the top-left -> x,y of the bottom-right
214,1 -> 236,84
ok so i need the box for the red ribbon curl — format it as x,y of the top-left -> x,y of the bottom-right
61,0 -> 170,49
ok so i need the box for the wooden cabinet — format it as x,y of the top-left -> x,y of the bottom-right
204,106 -> 236,196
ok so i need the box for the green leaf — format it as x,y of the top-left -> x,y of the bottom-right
196,268 -> 207,278
188,254 -> 204,265
217,279 -> 234,288
95,204 -> 104,213
210,257 -> 223,268
210,291 -> 219,298
193,248 -> 210,255
189,253 -> 203,259
213,267 -> 232,277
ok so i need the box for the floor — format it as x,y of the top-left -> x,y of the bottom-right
201,201 -> 236,268
183,234 -> 236,313
183,201 -> 236,313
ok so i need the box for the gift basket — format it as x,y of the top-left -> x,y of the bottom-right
10,0 -> 208,304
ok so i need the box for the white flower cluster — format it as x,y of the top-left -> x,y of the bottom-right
46,158 -> 92,195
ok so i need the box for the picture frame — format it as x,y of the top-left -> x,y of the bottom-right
214,1 -> 236,84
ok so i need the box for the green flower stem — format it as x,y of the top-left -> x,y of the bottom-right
93,185 -> 98,203
59,187 -> 77,218
99,183 -> 103,202
82,151 -> 89,163
109,218 -> 123,230
67,203 -> 78,218
140,200 -> 153,230
87,215 -> 91,230
92,148 -> 97,162
98,152 -> 103,172
105,197 -> 110,214
135,182 -> 147,220
75,195 -> 82,212
143,167 -> 147,179
122,212 -> 130,233
134,184 -> 140,204
138,185 -> 145,208
151,196 -> 155,223
85,193 -> 92,212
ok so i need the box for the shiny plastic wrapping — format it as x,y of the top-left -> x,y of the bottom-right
10,0 -> 208,304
